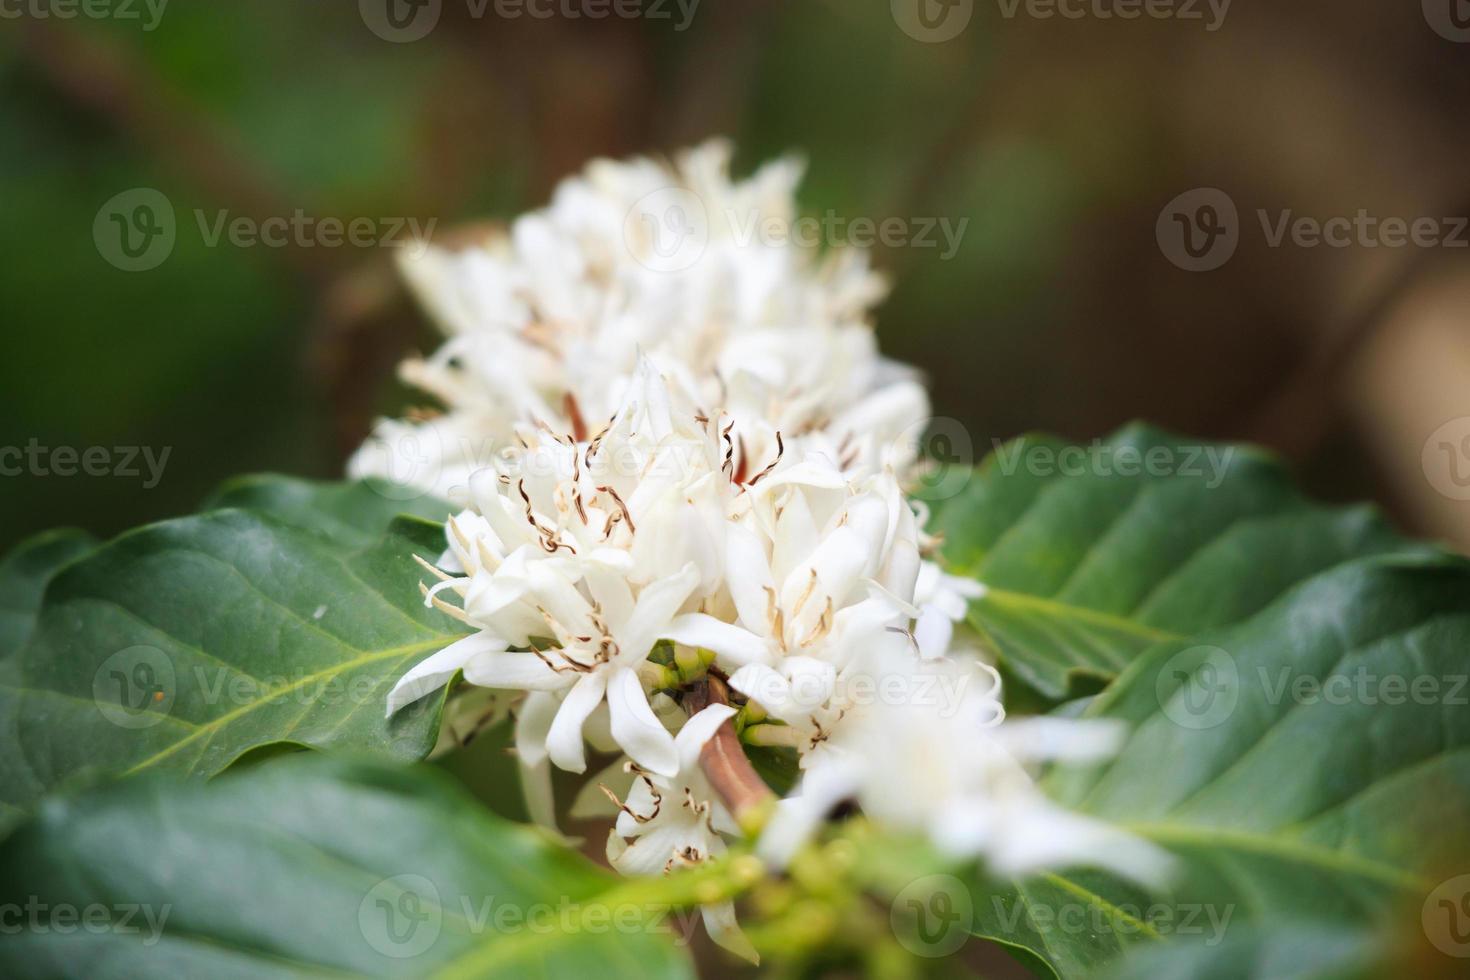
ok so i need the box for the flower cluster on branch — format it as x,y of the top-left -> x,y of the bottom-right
370,141 -> 1166,962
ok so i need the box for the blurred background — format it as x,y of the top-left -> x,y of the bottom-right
4,0 -> 1470,554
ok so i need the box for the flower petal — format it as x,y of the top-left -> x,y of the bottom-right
607,667 -> 679,777
724,522 -> 777,632
702,901 -> 759,965
674,703 -> 738,773
546,671 -> 608,774
514,690 -> 560,767
616,562 -> 700,663
462,651 -> 567,691
666,614 -> 771,671
385,631 -> 507,716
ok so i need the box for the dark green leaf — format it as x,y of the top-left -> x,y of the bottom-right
0,529 -> 97,659
0,510 -> 466,814
0,753 -> 695,979
974,555 -> 1470,977
203,474 -> 453,549
922,426 -> 1426,700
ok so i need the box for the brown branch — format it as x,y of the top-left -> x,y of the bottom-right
685,676 -> 774,829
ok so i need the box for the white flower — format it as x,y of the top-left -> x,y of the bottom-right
572,703 -> 758,964
349,140 -> 930,503
753,647 -> 1173,886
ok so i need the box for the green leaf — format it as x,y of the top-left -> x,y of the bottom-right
922,425 -> 1426,700
973,554 -> 1470,977
0,753 -> 696,978
0,529 -> 97,659
0,509 -> 467,815
203,474 -> 453,549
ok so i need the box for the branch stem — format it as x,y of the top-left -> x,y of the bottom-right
685,676 -> 775,835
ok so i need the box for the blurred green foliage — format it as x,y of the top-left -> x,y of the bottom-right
3,0 -> 1465,551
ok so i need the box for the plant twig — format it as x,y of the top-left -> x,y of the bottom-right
685,676 -> 774,833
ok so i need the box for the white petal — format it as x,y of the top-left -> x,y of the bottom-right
913,606 -> 955,660
724,522 -> 776,632
728,663 -> 802,725
546,672 -> 608,774
616,563 -> 700,663
609,824 -> 687,876
385,631 -> 507,716
674,703 -> 738,772
607,668 -> 678,777
757,758 -> 863,868
518,757 -> 563,839
666,614 -> 771,671
702,901 -> 759,965
514,690 -> 560,767
462,651 -> 567,691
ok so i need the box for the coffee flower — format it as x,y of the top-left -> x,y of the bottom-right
350,139 -> 929,502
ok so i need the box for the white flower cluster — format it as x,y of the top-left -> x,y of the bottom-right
373,142 -> 1165,961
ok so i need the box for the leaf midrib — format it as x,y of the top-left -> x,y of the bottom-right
979,588 -> 1184,645
120,637 -> 453,776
